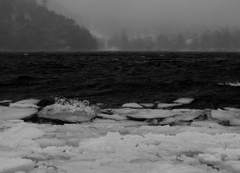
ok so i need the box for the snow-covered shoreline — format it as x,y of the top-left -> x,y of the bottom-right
1,98 -> 240,173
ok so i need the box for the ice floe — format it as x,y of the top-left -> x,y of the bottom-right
0,106 -> 38,121
0,118 -> 240,172
1,97 -> 240,172
173,98 -> 194,104
0,157 -> 34,173
9,99 -> 40,108
122,103 -> 143,108
38,98 -> 98,122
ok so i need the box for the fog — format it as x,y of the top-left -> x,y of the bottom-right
52,0 -> 240,37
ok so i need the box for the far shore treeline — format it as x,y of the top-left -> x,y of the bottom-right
102,28 -> 240,51
0,0 -> 97,51
1,0 -> 240,52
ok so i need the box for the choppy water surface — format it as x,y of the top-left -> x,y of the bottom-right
0,51 -> 240,109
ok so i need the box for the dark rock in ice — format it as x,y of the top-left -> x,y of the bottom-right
37,98 -> 55,108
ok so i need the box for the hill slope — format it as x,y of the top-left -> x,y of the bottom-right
0,0 -> 97,51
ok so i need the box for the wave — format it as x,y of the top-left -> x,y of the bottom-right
9,75 -> 45,85
217,82 -> 240,87
40,97 -> 98,115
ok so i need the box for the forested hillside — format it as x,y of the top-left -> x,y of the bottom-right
0,0 -> 97,51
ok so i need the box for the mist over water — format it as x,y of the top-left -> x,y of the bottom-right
53,0 -> 240,36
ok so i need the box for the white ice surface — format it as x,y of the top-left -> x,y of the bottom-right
0,106 -> 38,120
0,157 -> 34,173
1,108 -> 240,172
173,98 -> 194,104
122,103 -> 143,108
9,99 -> 40,108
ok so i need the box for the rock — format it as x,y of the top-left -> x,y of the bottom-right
37,98 -> 55,108
122,103 -> 143,108
157,103 -> 182,109
173,98 -> 194,104
0,157 -> 34,173
0,106 -> 38,121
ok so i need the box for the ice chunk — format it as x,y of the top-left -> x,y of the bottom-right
229,119 -> 240,126
223,107 -> 240,114
126,109 -> 176,119
0,100 -> 12,103
39,111 -> 96,122
111,108 -> 139,116
173,109 -> 204,121
122,103 -> 143,108
4,125 -> 45,139
139,103 -> 154,108
97,113 -> 127,120
211,109 -> 238,121
39,98 -> 97,122
0,106 -> 38,120
157,103 -> 182,108
152,163 -> 205,173
197,154 -> 223,165
9,99 -> 40,108
0,157 -> 34,173
35,138 -> 66,148
173,98 -> 194,104
159,117 -> 176,125
224,161 -> 240,172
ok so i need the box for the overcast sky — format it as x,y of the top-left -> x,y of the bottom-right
55,0 -> 240,37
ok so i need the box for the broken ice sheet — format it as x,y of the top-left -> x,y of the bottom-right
1,119 -> 240,172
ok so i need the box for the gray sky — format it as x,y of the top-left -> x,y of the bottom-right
53,0 -> 240,37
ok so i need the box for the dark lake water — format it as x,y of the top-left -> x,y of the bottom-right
0,51 -> 240,109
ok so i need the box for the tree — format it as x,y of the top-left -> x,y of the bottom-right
157,34 -> 172,51
119,28 -> 129,50
0,0 -> 97,51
